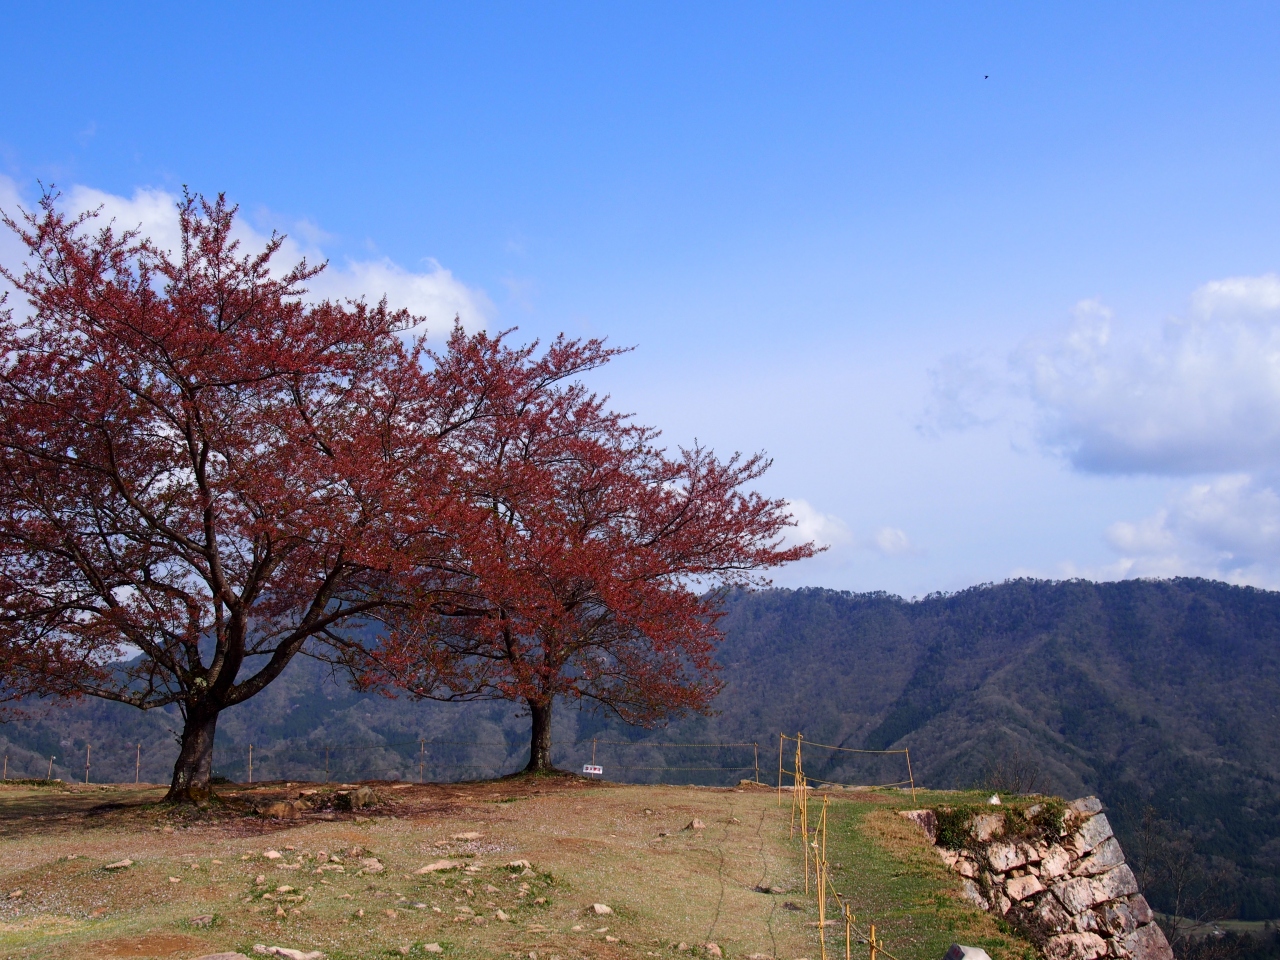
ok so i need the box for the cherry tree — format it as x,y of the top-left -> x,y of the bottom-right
358,333 -> 816,771
0,191 -> 473,800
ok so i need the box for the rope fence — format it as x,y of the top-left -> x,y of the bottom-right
0,735 -> 764,787
777,733 -> 916,801
783,732 -> 915,960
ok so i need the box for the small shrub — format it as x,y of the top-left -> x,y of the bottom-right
934,805 -> 984,849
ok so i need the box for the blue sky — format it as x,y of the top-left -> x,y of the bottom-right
4,2 -> 1280,594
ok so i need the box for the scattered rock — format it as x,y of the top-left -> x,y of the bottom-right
415,860 -> 460,874
1044,933 -> 1109,960
943,947 -> 993,960
677,943 -> 690,952
7,890 -> 22,899
169,876 -> 182,883
1093,864 -> 1139,902
684,819 -> 706,831
986,841 -> 1027,873
590,903 -> 613,915
1006,875 -> 1045,901
264,851 -> 283,860
1121,921 -> 1175,960
1068,814 -> 1115,858
104,859 -> 133,870
252,947 -> 324,960
189,915 -> 214,927
1040,845 -> 1072,879
899,809 -> 938,843
971,813 -> 1004,843
783,901 -> 803,911
1033,894 -> 1073,934
495,910 -> 510,921
959,879 -> 988,910
507,859 -> 532,869
350,786 -> 377,810
452,831 -> 483,841
258,801 -> 305,819
605,936 -> 619,942
424,945 -> 443,954
385,909 -> 397,918
988,795 -> 1002,805
1077,838 -> 1125,876
193,954 -> 250,960
706,943 -> 723,957
1068,797 -> 1104,816
359,858 -> 385,874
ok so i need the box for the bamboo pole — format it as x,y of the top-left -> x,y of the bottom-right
845,904 -> 852,960
777,733 -> 784,803
818,808 -> 827,959
47,755 -> 54,779
869,924 -> 877,960
905,748 -> 917,804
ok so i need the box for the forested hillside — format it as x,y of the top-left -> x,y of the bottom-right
2,578 -> 1277,919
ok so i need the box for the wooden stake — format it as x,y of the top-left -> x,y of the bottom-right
47,755 -> 55,780
84,742 -> 90,785
135,743 -> 141,784
419,739 -> 425,784
777,733 -> 784,803
3,754 -> 7,780
248,744 -> 253,784
325,747 -> 330,783
869,924 -> 877,960
905,748 -> 917,804
754,742 -> 760,784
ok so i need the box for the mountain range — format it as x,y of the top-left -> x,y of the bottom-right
1,577 -> 1277,919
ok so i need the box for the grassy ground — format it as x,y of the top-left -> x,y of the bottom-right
0,779 -> 1035,960
812,790 -> 1038,960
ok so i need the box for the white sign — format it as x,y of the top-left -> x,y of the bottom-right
582,764 -> 603,776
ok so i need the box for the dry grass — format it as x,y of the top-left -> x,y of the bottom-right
0,780 -> 1025,960
0,778 -> 812,960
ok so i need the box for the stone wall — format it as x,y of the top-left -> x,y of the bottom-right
901,798 -> 1174,960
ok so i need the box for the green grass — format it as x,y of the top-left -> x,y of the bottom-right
808,793 -> 1038,960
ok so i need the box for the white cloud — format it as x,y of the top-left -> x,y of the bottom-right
870,526 -> 915,557
1102,474 -> 1280,587
1024,287 -> 1280,474
2,177 -> 490,336
1191,273 -> 1280,317
784,499 -> 852,549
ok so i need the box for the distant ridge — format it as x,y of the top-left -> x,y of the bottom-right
2,577 -> 1277,919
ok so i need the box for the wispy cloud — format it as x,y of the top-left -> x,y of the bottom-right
784,499 -> 852,549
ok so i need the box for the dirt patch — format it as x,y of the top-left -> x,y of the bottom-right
84,932 -> 210,957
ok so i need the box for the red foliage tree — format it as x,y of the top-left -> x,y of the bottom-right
0,191 -> 472,800
357,334 -> 816,772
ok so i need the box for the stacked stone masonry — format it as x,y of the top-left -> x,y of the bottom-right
900,798 -> 1174,960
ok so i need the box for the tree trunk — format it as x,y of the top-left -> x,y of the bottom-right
525,698 -> 555,773
165,708 -> 219,802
